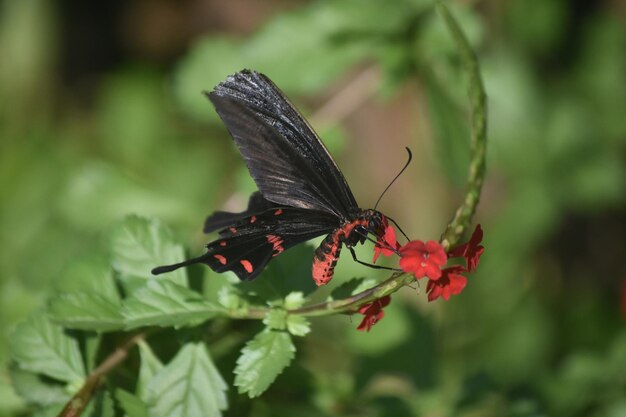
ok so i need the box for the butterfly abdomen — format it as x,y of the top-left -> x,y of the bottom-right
312,232 -> 342,286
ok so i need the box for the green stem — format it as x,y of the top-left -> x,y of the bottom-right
437,2 -> 488,250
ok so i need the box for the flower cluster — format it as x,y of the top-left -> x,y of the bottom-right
357,224 -> 485,331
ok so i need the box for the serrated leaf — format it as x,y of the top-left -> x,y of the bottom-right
137,341 -> 163,401
263,309 -> 287,331
286,315 -> 311,337
115,389 -> 147,417
111,216 -> 187,287
49,292 -> 124,332
234,330 -> 295,398
10,314 -> 85,383
122,280 -> 222,330
9,366 -> 69,406
146,343 -> 227,417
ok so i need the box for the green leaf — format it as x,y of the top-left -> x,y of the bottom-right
137,341 -> 163,401
329,277 -> 367,300
9,366 -> 69,406
234,330 -> 295,398
115,389 -> 147,417
10,314 -> 85,383
122,280 -> 222,329
146,343 -> 227,417
286,315 -> 311,337
48,292 -> 124,332
263,309 -> 287,331
111,216 -> 187,287
284,292 -> 305,309
55,253 -> 120,303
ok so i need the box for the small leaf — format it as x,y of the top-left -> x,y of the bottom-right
137,341 -> 163,401
284,292 -> 305,309
263,309 -> 287,331
234,330 -> 295,398
286,315 -> 311,337
49,292 -> 124,332
122,280 -> 222,330
10,314 -> 85,383
9,366 -> 70,406
111,216 -> 187,287
146,343 -> 228,417
115,389 -> 147,417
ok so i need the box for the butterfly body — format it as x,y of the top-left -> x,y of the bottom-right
152,70 -> 389,284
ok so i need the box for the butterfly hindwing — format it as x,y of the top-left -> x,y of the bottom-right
204,192 -> 277,233
153,207 -> 339,280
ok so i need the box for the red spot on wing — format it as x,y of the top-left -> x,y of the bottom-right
229,227 -> 238,234
240,259 -> 253,273
219,241 -> 227,246
250,215 -> 257,223
214,254 -> 227,265
267,234 -> 285,256
274,208 -> 283,216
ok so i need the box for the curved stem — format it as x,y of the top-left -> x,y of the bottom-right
56,332 -> 147,417
436,2 -> 488,250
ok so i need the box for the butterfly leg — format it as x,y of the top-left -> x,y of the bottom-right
347,246 -> 401,272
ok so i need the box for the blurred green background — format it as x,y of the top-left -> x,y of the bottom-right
1,0 -> 625,416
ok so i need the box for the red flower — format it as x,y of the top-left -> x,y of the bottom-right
449,224 -> 484,272
399,240 -> 447,280
426,266 -> 467,301
373,225 -> 400,263
356,295 -> 391,332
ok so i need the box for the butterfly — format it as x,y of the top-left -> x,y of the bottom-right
152,70 -> 407,285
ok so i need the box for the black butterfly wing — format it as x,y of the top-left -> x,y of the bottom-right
153,207 -> 338,281
207,70 -> 358,219
203,191 -> 277,234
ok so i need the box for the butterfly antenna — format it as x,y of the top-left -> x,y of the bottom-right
374,147 -> 413,210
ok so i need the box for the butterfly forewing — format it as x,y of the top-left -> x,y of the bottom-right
208,70 -> 358,218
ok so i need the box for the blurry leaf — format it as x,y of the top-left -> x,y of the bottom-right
330,277 -> 367,300
98,69 -> 168,163
173,37 -> 244,123
59,163 -> 193,231
55,254 -> 120,304
286,315 -> 311,337
239,244 -> 318,301
49,292 -> 124,332
137,341 -> 163,401
234,330 -> 295,398
10,314 -> 85,384
84,390 -> 115,417
423,72 -> 470,184
122,280 -> 221,329
217,286 -> 244,310
9,366 -> 69,406
507,0 -> 567,55
115,389 -> 147,417
146,343 -> 227,417
111,216 -> 187,287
